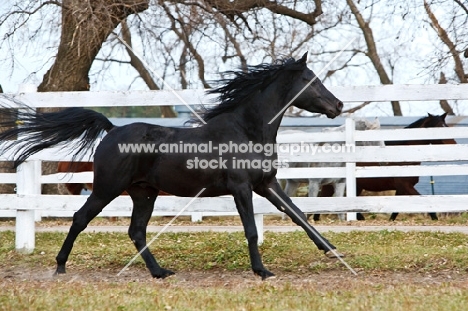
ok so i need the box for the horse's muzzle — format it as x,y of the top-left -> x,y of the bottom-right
326,100 -> 343,118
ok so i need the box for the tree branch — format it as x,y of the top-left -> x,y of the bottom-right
95,57 -> 130,64
212,11 -> 248,72
161,3 -> 211,88
120,19 -> 176,117
121,19 -> 160,91
346,0 -> 402,115
1,1 -> 61,21
453,0 -> 468,15
438,72 -> 455,115
343,101 -> 372,114
424,0 -> 467,83
169,0 -> 323,26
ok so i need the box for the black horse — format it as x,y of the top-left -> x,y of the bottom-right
0,53 -> 343,280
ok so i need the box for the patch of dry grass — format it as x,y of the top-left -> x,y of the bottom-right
1,229 -> 468,310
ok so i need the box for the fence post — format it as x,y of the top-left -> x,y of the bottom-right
345,118 -> 357,221
191,212 -> 203,222
15,160 -> 41,253
15,84 -> 41,253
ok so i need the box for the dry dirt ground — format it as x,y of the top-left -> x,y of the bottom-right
2,214 -> 468,293
2,265 -> 467,292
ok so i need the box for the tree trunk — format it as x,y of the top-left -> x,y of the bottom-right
438,72 -> 455,115
346,0 -> 402,116
38,0 -> 148,194
120,19 -> 176,118
39,0 -> 148,92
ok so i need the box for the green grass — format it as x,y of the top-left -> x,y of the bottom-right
1,280 -> 468,311
1,230 -> 468,310
2,230 -> 468,273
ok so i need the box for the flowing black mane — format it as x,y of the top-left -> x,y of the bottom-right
190,57 -> 307,125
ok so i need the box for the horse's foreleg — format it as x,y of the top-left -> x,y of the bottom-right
231,183 -> 274,280
55,193 -> 113,274
255,181 -> 342,258
127,186 -> 174,279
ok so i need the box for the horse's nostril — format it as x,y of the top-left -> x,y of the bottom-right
337,101 -> 343,111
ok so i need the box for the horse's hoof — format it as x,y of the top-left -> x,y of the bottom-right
264,275 -> 277,281
153,268 -> 175,279
54,265 -> 66,276
325,250 -> 345,258
256,269 -> 275,280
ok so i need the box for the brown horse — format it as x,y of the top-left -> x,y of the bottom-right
57,162 -> 94,195
318,113 -> 456,221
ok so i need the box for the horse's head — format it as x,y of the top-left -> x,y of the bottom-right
409,113 -> 456,144
286,52 -> 343,118
419,112 -> 447,127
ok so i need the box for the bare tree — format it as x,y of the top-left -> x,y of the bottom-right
0,0 -> 333,193
2,0 -> 466,193
120,19 -> 176,117
346,0 -> 402,116
37,0 -> 148,93
168,0 -> 325,27
1,1 -> 149,194
424,0 -> 467,84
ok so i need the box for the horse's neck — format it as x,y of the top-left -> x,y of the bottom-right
236,91 -> 285,144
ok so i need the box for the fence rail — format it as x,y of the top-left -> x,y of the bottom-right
6,84 -> 468,108
1,84 -> 468,252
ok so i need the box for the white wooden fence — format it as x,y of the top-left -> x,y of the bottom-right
1,84 -> 468,253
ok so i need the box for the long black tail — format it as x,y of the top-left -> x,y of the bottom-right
0,100 -> 114,168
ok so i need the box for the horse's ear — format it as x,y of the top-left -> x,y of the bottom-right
441,112 -> 448,119
299,52 -> 308,63
427,113 -> 434,117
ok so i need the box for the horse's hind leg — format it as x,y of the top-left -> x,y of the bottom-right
428,213 -> 438,220
55,192 -> 117,274
282,180 -> 300,220
391,183 -> 438,221
55,165 -> 130,275
126,185 -> 174,279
